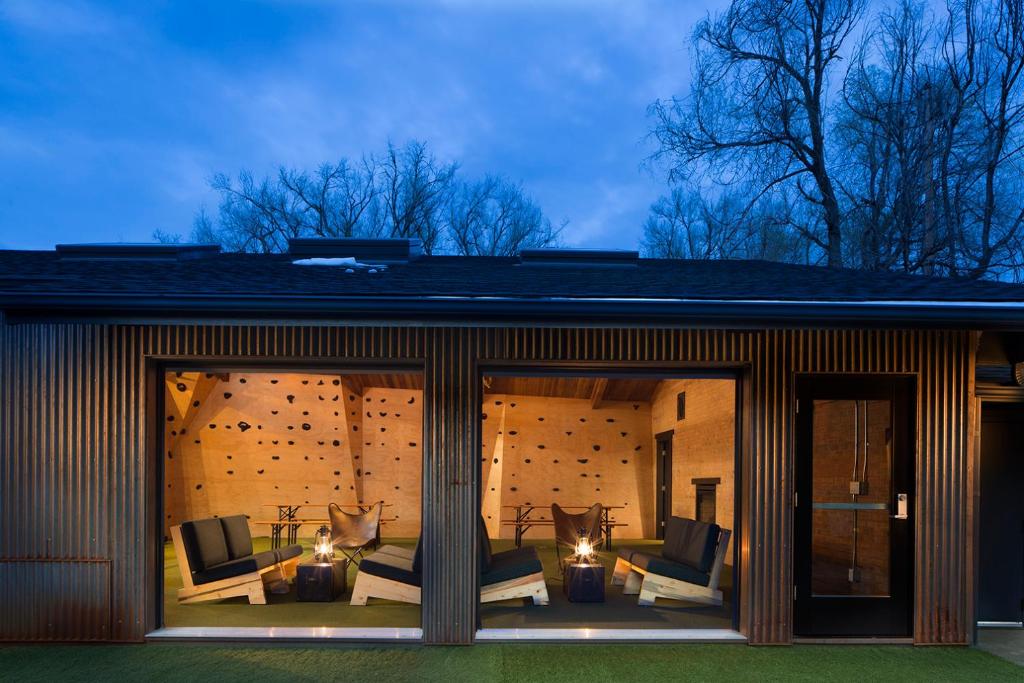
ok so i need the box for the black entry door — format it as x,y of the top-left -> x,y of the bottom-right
979,403 -> 1024,624
795,376 -> 914,637
655,431 -> 673,540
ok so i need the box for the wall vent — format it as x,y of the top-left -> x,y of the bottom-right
519,248 -> 639,267
288,238 -> 423,264
55,243 -> 221,261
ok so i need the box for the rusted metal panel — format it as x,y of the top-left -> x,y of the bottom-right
0,323 -> 974,644
0,560 -> 111,641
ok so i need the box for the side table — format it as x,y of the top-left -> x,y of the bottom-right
297,558 -> 348,602
563,563 -> 605,603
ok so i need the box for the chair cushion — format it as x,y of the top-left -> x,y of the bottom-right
481,546 -> 543,586
616,547 -> 643,564
478,516 -> 493,572
663,517 -> 720,573
628,551 -> 710,587
274,544 -> 303,564
359,556 -> 422,587
412,537 -> 423,575
220,515 -> 253,560
180,518 -> 229,571
491,546 -> 540,565
193,549 -> 279,585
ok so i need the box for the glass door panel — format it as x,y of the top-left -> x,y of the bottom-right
810,399 -> 892,597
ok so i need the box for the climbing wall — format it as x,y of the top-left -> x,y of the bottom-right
164,371 -> 423,538
480,394 -> 653,540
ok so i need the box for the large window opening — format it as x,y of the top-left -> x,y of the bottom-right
477,371 -> 739,634
159,368 -> 422,633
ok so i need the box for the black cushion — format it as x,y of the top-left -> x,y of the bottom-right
478,516 -> 493,572
412,537 -> 423,575
193,549 -> 279,585
360,556 -> 422,587
180,518 -> 229,571
481,546 -> 543,586
274,544 -> 303,564
492,546 -> 539,565
616,547 -> 642,564
220,515 -> 253,560
628,551 -> 710,587
663,517 -> 720,573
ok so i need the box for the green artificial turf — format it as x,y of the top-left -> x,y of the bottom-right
0,643 -> 1019,682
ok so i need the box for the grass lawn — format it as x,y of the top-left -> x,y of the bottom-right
0,643 -> 1019,682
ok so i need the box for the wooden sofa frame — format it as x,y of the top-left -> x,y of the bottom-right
350,546 -> 549,606
170,524 -> 300,605
480,571 -> 549,605
612,528 -> 731,607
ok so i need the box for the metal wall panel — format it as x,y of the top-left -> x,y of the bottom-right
0,323 -> 975,644
0,560 -> 111,640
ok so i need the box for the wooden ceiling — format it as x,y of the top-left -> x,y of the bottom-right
483,376 -> 662,404
340,373 -> 423,394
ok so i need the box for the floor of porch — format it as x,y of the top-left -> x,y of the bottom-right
162,537 -> 733,632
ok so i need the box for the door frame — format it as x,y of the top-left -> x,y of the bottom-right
793,374 -> 916,638
475,362 -> 745,633
972,393 -> 1024,639
147,358 -> 427,637
654,430 -> 674,540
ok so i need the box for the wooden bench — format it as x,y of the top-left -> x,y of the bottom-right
171,516 -> 301,606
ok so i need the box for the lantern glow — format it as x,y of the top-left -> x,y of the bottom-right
313,525 -> 333,563
574,536 -> 595,564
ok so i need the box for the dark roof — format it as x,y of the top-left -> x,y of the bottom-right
2,249 -> 1024,327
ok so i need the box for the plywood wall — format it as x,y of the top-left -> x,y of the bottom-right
651,379 -> 736,553
480,394 -> 654,539
164,372 -> 423,538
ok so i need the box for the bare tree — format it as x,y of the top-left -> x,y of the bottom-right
642,186 -> 807,262
651,0 -> 865,267
184,140 -> 557,256
369,141 -> 457,253
278,158 -> 378,239
448,175 -> 561,256
836,0 -> 1024,279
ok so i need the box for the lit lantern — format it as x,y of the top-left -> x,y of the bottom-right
313,525 -> 333,563
574,536 -> 595,564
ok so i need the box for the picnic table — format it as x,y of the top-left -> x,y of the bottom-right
500,504 -> 626,550
261,502 -> 392,548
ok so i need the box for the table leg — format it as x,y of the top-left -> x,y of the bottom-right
287,505 -> 300,546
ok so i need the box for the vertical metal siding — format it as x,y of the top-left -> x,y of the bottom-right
0,323 -> 974,644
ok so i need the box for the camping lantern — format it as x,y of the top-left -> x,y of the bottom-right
313,525 -> 333,563
574,535 -> 595,564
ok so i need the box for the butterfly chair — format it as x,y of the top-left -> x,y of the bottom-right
551,503 -> 604,570
329,502 -> 382,566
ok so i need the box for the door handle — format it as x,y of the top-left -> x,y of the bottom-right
893,493 -> 908,520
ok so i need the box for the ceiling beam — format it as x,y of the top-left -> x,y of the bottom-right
339,375 -> 364,398
590,377 -> 608,409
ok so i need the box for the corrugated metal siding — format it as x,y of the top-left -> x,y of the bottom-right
422,329 -> 479,644
0,323 -> 975,644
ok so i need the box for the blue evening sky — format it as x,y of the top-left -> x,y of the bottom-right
0,0 -> 721,251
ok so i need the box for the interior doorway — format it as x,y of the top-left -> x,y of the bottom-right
655,431 -> 674,540
978,402 -> 1024,626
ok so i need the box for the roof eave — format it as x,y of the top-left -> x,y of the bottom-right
3,293 -> 1024,329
